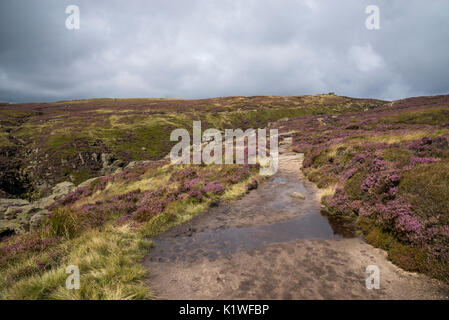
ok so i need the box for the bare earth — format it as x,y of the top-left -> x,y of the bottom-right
144,138 -> 449,300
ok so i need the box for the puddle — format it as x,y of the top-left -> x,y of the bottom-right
148,152 -> 353,263
149,212 -> 341,263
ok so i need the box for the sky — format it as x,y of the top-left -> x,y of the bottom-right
0,0 -> 448,103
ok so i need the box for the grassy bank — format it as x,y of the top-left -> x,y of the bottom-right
0,160 -> 263,299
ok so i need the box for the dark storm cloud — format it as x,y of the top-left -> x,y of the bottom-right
0,0 -> 448,102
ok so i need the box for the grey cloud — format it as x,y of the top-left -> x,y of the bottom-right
0,0 -> 448,102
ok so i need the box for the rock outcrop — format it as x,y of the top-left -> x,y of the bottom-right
100,153 -> 125,175
0,181 -> 76,238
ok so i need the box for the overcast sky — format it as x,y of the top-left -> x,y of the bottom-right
1,0 -> 448,102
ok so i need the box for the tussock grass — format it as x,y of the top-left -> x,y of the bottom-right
2,225 -> 152,300
317,185 -> 336,201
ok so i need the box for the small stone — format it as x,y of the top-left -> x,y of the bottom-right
246,179 -> 258,191
290,192 -> 306,200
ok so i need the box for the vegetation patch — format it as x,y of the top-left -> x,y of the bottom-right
0,157 -> 261,299
380,108 -> 449,126
399,161 -> 449,223
294,94 -> 449,283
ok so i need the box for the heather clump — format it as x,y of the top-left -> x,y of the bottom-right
409,157 -> 438,166
0,233 -> 59,267
202,182 -> 225,195
323,189 -> 355,218
372,199 -> 424,243
407,136 -> 449,158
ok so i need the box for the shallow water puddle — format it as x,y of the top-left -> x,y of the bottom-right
148,151 -> 347,263
150,212 -> 339,263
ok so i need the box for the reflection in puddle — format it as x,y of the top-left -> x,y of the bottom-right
150,212 -> 341,262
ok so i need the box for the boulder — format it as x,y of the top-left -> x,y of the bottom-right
0,198 -> 30,220
125,160 -> 152,169
34,181 -> 76,208
29,210 -> 50,231
100,155 -> 125,174
51,182 -> 76,198
0,206 -> 50,235
246,179 -> 259,192
77,177 -> 99,189
0,183 -> 74,236
0,198 -> 29,213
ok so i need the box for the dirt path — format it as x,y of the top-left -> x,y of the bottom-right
144,138 -> 449,300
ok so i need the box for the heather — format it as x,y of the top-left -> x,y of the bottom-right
0,159 -> 261,299
287,94 -> 449,282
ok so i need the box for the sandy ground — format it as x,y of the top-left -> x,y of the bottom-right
144,138 -> 449,300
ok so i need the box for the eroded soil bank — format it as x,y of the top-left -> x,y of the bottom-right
144,139 -> 449,299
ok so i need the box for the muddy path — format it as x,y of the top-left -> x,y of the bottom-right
144,139 -> 449,300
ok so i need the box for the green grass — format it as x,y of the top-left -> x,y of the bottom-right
99,124 -> 175,160
380,108 -> 449,125
47,133 -> 95,158
399,161 -> 449,223
382,148 -> 412,167
0,132 -> 11,147
344,171 -> 366,201
305,168 -> 337,189
70,168 -> 94,186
